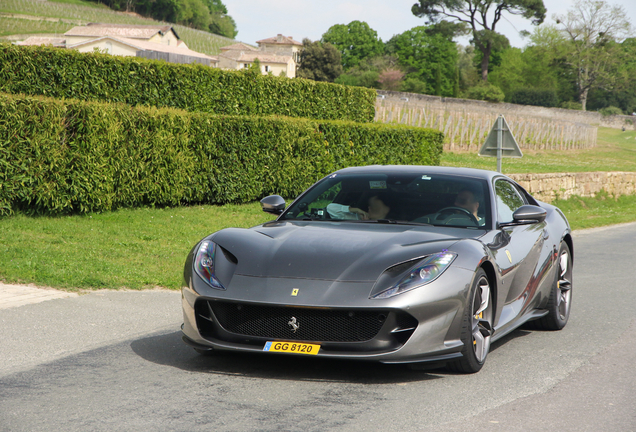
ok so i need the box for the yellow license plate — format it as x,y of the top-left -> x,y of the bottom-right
263,341 -> 320,355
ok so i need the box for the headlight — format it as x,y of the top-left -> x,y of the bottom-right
194,240 -> 225,290
372,252 -> 457,299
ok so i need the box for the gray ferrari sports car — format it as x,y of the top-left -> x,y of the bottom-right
181,166 -> 573,373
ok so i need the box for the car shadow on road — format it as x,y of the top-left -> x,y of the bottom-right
131,327 -> 536,383
130,331 -> 446,384
489,328 -> 534,353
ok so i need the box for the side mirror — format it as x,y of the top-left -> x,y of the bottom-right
500,205 -> 547,227
260,195 -> 286,215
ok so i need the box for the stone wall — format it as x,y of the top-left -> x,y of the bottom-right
600,115 -> 636,131
508,172 -> 636,203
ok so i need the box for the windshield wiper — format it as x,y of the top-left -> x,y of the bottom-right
360,219 -> 432,226
296,216 -> 341,222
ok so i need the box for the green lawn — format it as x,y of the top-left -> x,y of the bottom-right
0,125 -> 635,291
0,204 -> 273,290
2,192 -> 636,291
554,192 -> 636,230
441,127 -> 636,174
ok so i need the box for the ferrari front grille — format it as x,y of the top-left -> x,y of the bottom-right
198,300 -> 390,342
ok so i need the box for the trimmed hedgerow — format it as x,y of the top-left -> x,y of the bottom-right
0,93 -> 443,215
0,43 -> 375,123
509,88 -> 559,108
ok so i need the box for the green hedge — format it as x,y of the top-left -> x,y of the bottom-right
0,43 -> 375,123
0,93 -> 443,215
509,88 -> 558,108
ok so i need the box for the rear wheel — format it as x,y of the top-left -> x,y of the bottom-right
530,241 -> 572,330
448,269 -> 493,374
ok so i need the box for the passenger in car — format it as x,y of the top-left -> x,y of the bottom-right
327,193 -> 393,220
325,202 -> 369,220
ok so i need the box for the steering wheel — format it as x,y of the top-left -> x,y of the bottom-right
435,207 -> 479,225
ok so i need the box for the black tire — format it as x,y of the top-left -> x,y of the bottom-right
447,268 -> 493,374
528,241 -> 572,330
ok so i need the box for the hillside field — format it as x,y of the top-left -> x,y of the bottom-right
0,0 -> 238,55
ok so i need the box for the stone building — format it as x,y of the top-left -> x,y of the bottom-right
256,34 -> 302,64
218,34 -> 302,77
18,23 -> 216,66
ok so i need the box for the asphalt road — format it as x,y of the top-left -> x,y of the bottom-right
1,223 -> 635,432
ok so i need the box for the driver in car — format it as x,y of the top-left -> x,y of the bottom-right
452,189 -> 485,225
454,189 -> 480,220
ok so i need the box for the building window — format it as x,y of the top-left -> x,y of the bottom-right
244,63 -> 250,68
264,65 -> 270,72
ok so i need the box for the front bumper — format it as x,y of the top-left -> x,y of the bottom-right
181,269 -> 474,364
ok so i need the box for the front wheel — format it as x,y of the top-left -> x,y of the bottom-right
448,268 -> 493,374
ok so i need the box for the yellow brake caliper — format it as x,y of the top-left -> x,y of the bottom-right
474,312 -> 483,345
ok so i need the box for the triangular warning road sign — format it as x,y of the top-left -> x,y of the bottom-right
478,115 -> 523,158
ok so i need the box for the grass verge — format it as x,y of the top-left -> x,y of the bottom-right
1,193 -> 636,291
440,127 -> 636,174
0,204 -> 273,291
553,191 -> 636,230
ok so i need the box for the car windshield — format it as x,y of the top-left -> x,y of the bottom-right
281,172 -> 491,228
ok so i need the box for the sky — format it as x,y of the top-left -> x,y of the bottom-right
223,0 -> 636,48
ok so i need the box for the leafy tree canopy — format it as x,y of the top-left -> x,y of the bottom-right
411,0 -> 546,81
391,26 -> 458,96
95,0 -> 238,39
587,37 -> 636,114
554,0 -> 633,110
321,21 -> 384,70
424,20 -> 471,41
471,30 -> 510,74
297,39 -> 344,82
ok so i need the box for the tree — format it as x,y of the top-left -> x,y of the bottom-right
334,70 -> 380,88
457,45 -> 480,91
486,24 -> 577,103
118,0 -> 237,38
296,39 -> 343,82
401,77 -> 428,94
555,0 -> 633,110
377,69 -> 405,91
208,13 -> 237,38
321,21 -> 384,69
471,31 -> 510,75
425,20 -> 470,40
587,38 -> 636,114
334,55 -> 399,89
205,0 -> 237,38
486,47 -> 526,97
391,26 -> 458,96
411,0 -> 546,82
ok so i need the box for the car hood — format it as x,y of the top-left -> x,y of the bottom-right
211,221 -> 485,282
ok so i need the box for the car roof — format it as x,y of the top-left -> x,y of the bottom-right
332,165 -> 502,181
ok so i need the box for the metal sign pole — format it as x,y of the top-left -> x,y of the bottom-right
496,116 -> 502,173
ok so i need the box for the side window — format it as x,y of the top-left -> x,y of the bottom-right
310,182 -> 342,210
495,180 -> 525,223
